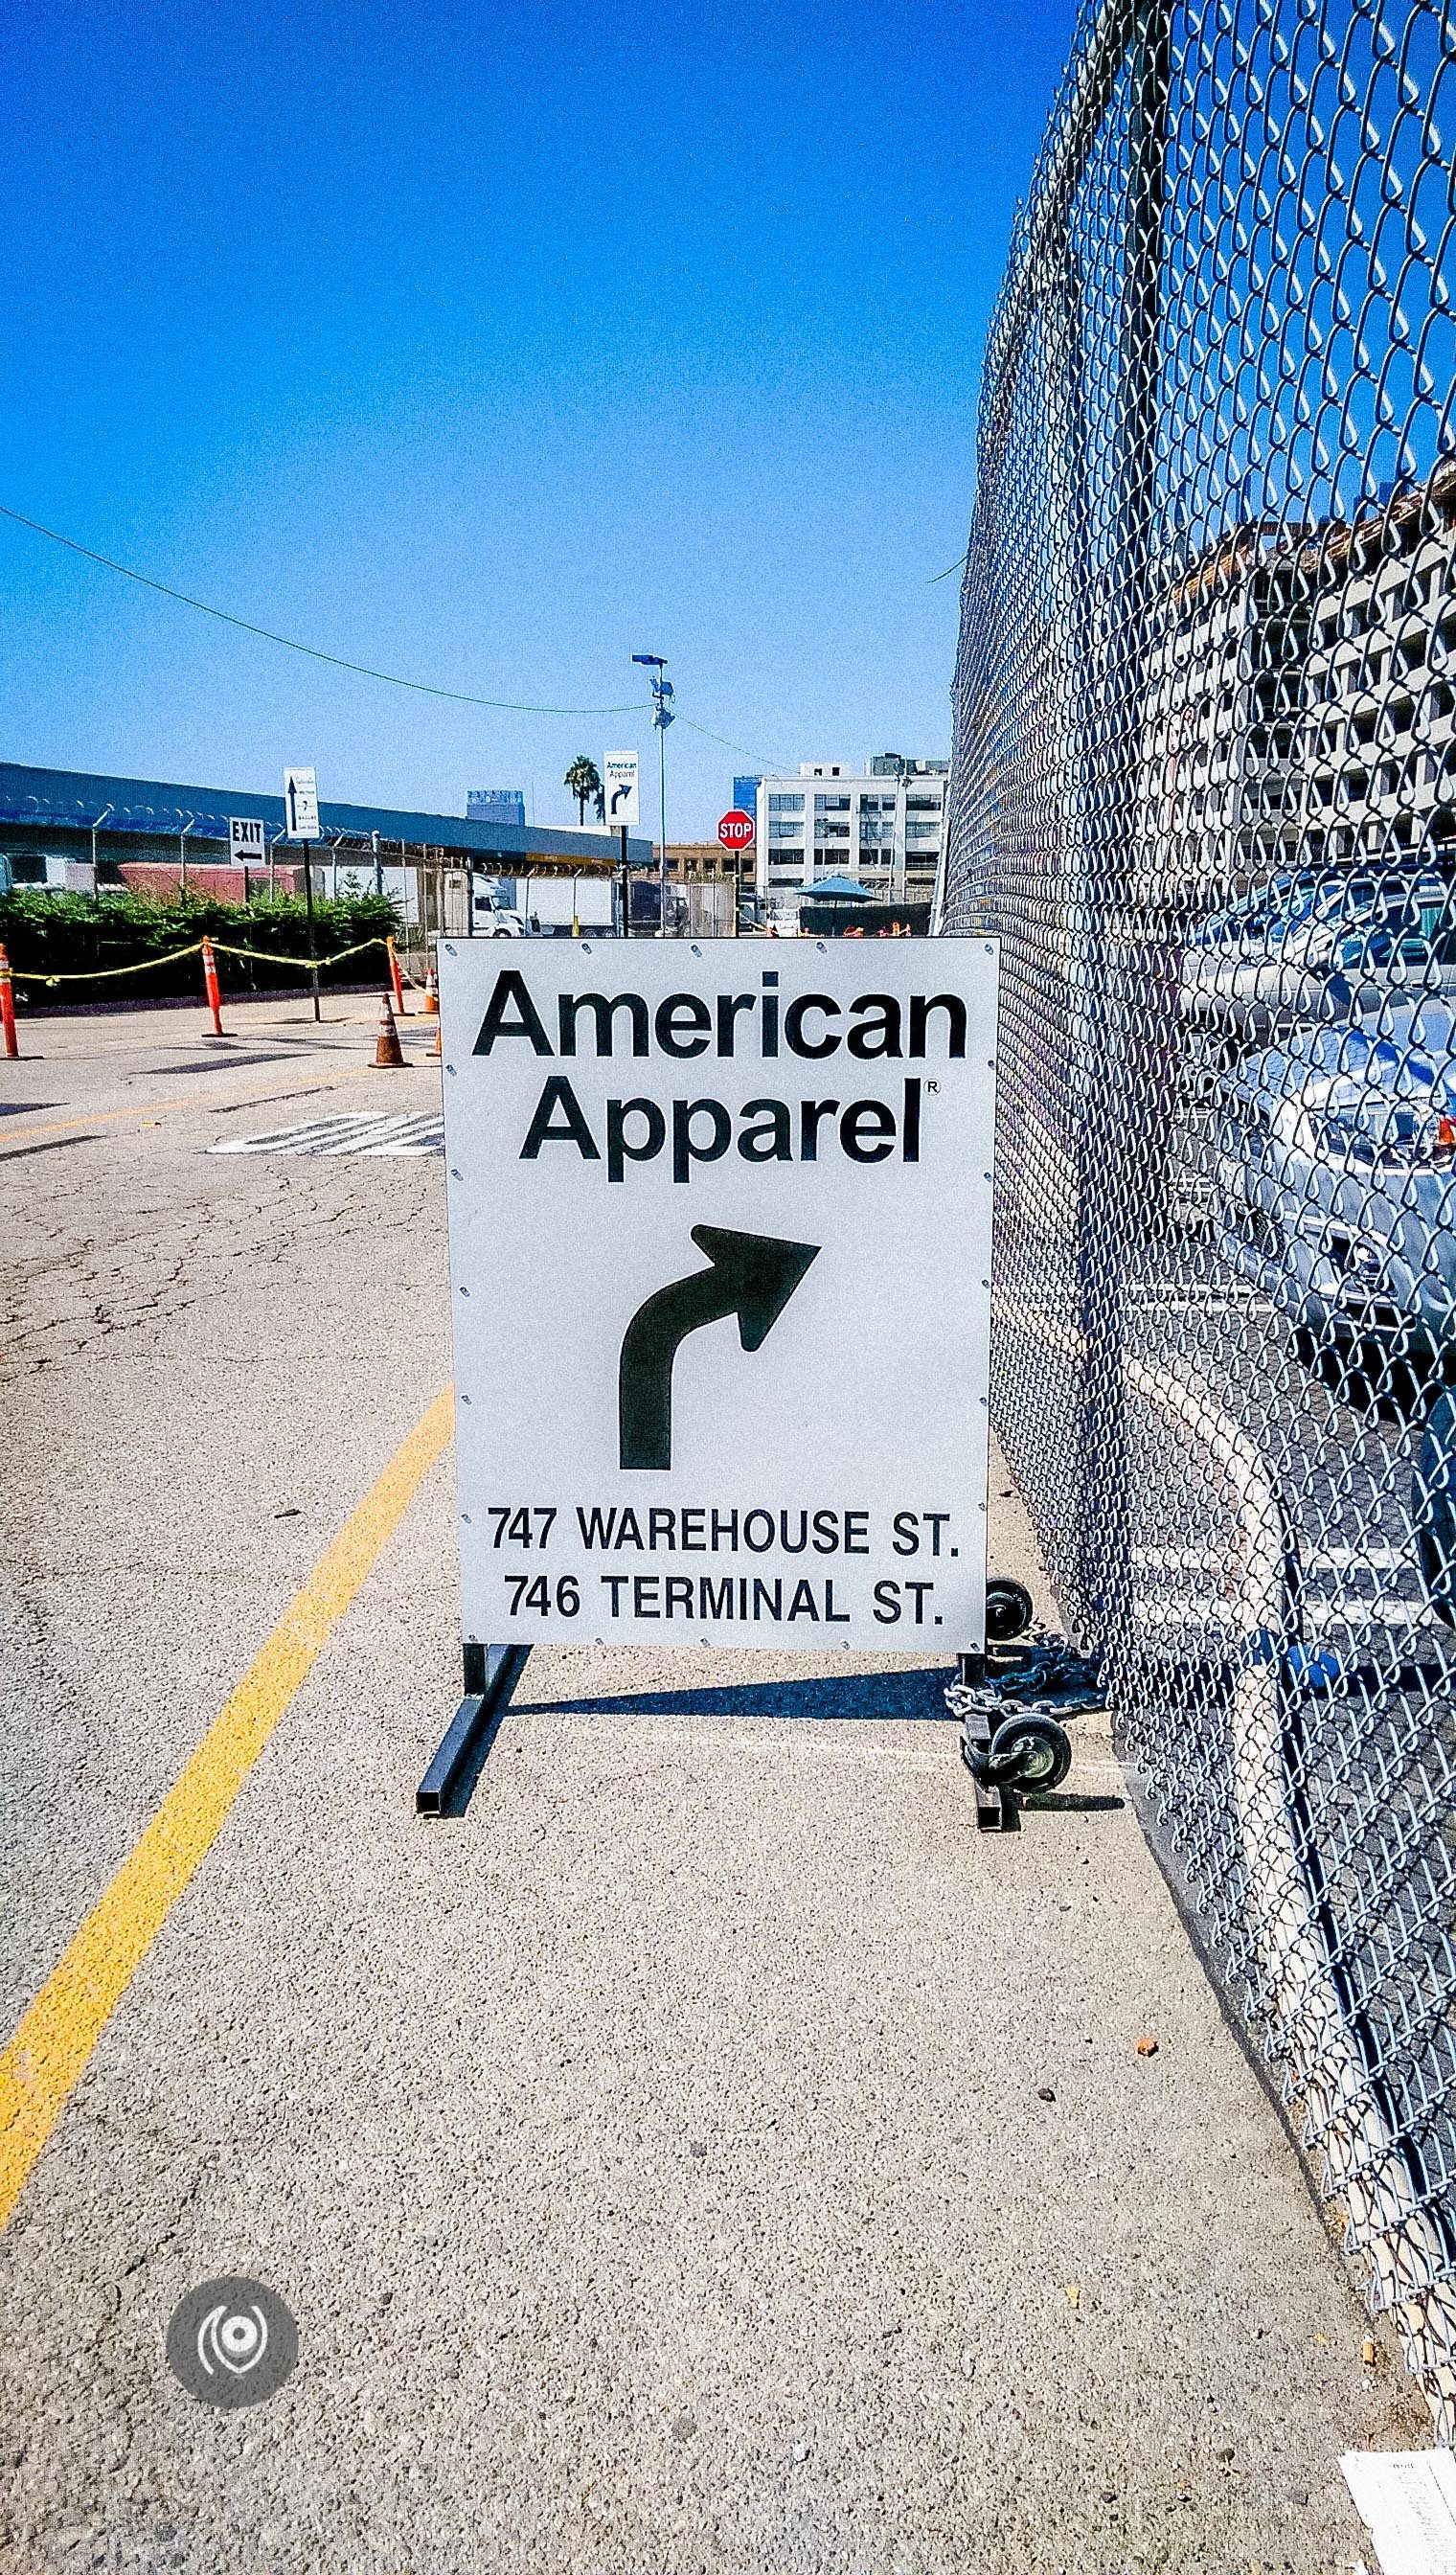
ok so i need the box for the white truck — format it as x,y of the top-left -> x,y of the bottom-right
471,874 -> 619,937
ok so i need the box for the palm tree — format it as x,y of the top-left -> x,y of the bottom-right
564,756 -> 603,827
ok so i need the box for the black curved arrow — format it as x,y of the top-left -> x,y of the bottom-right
619,1224 -> 820,1471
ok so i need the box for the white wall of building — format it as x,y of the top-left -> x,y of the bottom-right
754,761 -> 947,914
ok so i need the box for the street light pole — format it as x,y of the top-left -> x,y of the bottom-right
632,651 -> 673,935
657,720 -> 668,932
178,813 -> 196,894
89,805 -> 114,900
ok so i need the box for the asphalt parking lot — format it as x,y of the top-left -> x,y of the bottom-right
0,994 -> 1428,2574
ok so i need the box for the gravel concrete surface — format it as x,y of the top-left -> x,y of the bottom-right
0,998 -> 1426,2574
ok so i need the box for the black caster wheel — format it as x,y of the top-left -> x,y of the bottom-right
985,1578 -> 1035,1644
989,1712 -> 1072,1794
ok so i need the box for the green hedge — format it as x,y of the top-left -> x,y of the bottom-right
2,889 -> 401,1006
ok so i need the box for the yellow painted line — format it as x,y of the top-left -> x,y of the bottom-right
0,1385 -> 455,2229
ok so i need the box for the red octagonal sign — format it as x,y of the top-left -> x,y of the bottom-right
717,808 -> 755,851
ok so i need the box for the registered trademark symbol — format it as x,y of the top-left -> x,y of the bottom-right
927,1081 -> 941,1095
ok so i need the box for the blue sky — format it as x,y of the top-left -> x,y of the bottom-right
0,0 -> 1078,836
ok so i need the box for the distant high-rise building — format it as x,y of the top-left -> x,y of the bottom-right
733,773 -> 762,818
467,787 -> 526,828
869,752 -> 949,779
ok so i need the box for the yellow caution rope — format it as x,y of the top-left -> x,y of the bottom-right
10,941 -> 206,984
11,936 -> 392,987
209,936 -> 389,969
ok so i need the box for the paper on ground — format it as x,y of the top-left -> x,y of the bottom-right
1341,2451 -> 1456,2574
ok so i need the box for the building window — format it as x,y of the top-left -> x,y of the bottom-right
814,794 -> 851,813
905,820 -> 940,840
768,794 -> 805,814
768,821 -> 804,842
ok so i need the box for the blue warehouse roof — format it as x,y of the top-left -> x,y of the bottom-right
0,761 -> 654,869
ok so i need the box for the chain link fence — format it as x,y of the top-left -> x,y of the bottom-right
940,0 -> 1456,2426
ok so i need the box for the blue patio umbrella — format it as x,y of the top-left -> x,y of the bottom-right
807,874 -> 872,900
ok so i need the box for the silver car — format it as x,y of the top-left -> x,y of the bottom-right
1211,1000 -> 1456,1401
1182,869 -> 1456,1045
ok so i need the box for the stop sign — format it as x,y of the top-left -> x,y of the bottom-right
718,808 -> 755,851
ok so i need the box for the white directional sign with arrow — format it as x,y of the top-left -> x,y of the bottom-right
229,815 -> 266,865
283,766 -> 321,840
438,937 -> 997,1652
603,753 -> 639,827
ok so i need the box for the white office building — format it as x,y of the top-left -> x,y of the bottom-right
755,756 -> 948,913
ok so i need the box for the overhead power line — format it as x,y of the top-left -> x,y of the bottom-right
0,499 -> 803,779
0,504 -> 645,718
676,714 -> 793,771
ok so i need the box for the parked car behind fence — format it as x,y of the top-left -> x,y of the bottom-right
1182,866 -> 1456,1050
1211,999 -> 1456,1407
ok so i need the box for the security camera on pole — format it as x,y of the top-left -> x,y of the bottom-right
632,653 -> 673,935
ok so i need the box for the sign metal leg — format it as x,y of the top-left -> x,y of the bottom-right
416,1644 -> 530,1814
957,1648 -> 1020,1833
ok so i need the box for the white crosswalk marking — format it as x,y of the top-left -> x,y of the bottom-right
211,1111 -> 444,1159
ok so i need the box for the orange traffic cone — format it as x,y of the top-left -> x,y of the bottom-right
374,991 -> 406,1068
421,960 -> 440,1016
0,944 -> 17,1061
201,935 -> 225,1037
428,1017 -> 442,1060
